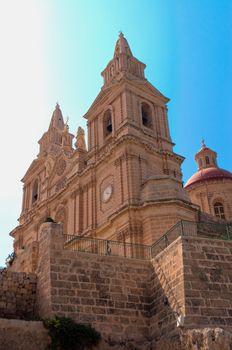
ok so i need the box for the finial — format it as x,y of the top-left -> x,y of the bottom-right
65,116 -> 69,130
56,102 -> 60,109
119,30 -> 124,37
201,138 -> 206,148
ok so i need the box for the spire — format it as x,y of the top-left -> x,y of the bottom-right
38,103 -> 74,157
114,32 -> 133,58
101,33 -> 146,86
49,103 -> 65,130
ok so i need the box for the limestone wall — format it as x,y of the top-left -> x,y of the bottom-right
36,223 -> 153,346
34,222 -> 232,347
10,241 -> 39,273
150,237 -> 185,346
1,318 -> 232,350
0,270 -> 36,319
183,236 -> 232,329
0,318 -> 50,350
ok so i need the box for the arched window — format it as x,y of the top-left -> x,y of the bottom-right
141,102 -> 152,129
205,156 -> 210,165
199,158 -> 203,167
214,202 -> 225,219
32,179 -> 39,204
103,110 -> 113,137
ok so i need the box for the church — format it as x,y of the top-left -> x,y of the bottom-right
10,32 -> 232,270
2,33 -> 232,349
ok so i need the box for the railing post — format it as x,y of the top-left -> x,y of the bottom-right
180,220 -> 184,236
105,240 -> 111,255
164,234 -> 168,248
226,224 -> 231,240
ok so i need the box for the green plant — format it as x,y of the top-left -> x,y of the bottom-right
43,316 -> 101,350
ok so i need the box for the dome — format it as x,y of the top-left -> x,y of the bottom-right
185,167 -> 232,189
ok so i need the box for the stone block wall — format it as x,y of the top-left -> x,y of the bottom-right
150,237 -> 185,346
37,224 -> 153,346
0,318 -> 50,350
32,222 -> 232,348
10,241 -> 39,273
0,270 -> 36,319
183,236 -> 232,329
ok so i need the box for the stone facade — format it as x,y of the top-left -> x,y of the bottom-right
10,33 -> 199,274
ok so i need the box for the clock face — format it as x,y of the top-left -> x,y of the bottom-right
102,184 -> 113,203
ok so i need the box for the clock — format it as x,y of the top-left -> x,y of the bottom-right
102,184 -> 113,203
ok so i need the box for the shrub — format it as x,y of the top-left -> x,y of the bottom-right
43,316 -> 101,350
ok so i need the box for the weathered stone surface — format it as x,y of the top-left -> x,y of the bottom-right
181,327 -> 232,350
3,223 -> 232,348
0,270 -> 36,319
0,318 -> 50,350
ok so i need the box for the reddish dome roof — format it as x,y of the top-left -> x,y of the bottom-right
185,167 -> 232,189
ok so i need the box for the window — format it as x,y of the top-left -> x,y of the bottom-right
205,156 -> 210,165
214,202 -> 225,219
32,179 -> 39,204
141,102 -> 152,129
199,158 -> 203,167
103,110 -> 113,137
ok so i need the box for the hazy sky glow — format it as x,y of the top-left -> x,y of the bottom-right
0,0 -> 231,265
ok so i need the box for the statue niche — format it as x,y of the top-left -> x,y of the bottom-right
75,127 -> 87,151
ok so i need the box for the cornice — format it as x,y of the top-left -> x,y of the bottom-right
84,76 -> 169,122
95,198 -> 199,234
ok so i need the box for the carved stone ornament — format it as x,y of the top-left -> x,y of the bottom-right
56,159 -> 67,176
55,177 -> 67,192
55,207 -> 66,223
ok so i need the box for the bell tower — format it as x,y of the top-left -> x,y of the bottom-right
85,33 -> 173,156
83,33 -> 197,245
38,103 -> 73,157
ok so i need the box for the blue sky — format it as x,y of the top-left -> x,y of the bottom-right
0,0 -> 231,265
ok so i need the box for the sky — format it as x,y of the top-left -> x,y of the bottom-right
0,0 -> 231,266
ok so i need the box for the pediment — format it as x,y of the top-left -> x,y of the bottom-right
84,87 -> 113,118
84,77 -> 169,120
21,158 -> 45,182
128,79 -> 170,103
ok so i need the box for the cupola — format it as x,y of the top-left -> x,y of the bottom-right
185,141 -> 232,189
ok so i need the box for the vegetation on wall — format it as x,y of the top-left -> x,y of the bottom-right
5,252 -> 16,267
43,316 -> 101,350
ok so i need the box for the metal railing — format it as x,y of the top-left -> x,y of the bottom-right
151,221 -> 181,257
151,220 -> 232,258
63,221 -> 232,260
63,234 -> 151,260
